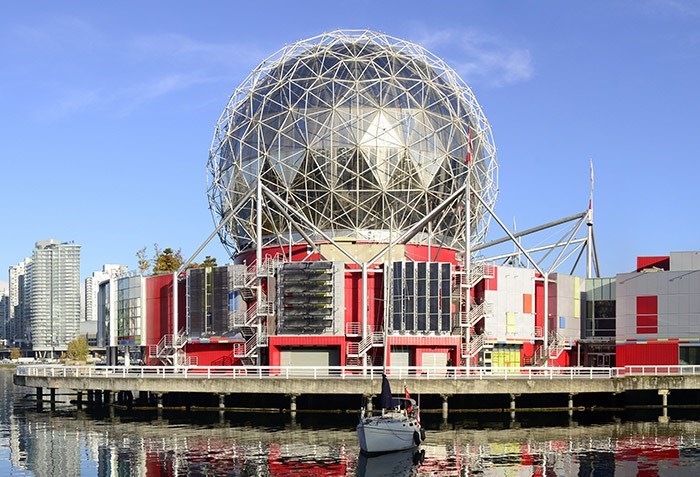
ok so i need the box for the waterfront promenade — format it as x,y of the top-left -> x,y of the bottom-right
13,365 -> 700,414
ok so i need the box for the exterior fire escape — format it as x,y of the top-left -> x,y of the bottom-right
531,330 -> 573,366
456,260 -> 495,366
148,328 -> 195,366
345,323 -> 383,366
230,256 -> 280,365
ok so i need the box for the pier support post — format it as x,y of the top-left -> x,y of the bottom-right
659,389 -> 670,423
510,394 -> 517,420
441,395 -> 450,421
218,393 -> 227,423
104,391 -> 111,405
76,391 -> 83,410
36,387 -> 43,410
50,389 -> 56,411
568,393 -> 575,417
87,390 -> 94,404
289,394 -> 298,418
365,395 -> 374,413
156,393 -> 163,419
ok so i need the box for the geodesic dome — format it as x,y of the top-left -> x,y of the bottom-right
207,30 -> 497,258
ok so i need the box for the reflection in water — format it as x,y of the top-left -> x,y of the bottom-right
2,368 -> 700,476
357,448 -> 424,477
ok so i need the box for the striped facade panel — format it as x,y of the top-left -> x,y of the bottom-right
552,273 -> 582,341
670,251 -> 700,271
485,266 -> 535,340
617,270 -> 700,341
616,341 -> 679,366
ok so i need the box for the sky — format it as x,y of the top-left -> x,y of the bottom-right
1,0 -> 699,281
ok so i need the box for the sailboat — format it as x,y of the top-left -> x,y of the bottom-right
357,374 -> 425,455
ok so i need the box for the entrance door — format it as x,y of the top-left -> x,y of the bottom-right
280,348 -> 339,376
390,350 -> 410,375
421,351 -> 448,375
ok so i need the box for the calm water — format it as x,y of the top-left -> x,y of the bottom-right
2,368 -> 700,476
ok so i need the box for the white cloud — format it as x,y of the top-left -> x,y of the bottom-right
44,72 -> 223,120
128,33 -> 266,68
412,27 -> 534,87
9,14 -> 102,51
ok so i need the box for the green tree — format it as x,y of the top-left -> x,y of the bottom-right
10,347 -> 20,360
66,336 -> 89,361
201,255 -> 218,267
136,246 -> 150,274
152,245 -> 184,274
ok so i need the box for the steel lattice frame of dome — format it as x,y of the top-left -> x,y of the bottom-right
207,29 -> 498,260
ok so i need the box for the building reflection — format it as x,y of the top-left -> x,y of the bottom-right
3,401 -> 700,476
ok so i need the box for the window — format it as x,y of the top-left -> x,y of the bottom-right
636,295 -> 658,334
680,346 -> 700,365
506,312 -> 516,334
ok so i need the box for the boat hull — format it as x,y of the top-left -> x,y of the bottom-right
357,415 -> 421,455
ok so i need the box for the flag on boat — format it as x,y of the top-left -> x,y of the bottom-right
404,384 -> 413,413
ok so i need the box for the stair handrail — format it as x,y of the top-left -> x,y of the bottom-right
233,334 -> 259,358
461,301 -> 494,328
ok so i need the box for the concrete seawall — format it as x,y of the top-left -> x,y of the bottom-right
13,366 -> 700,416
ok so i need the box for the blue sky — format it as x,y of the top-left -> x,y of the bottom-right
1,0 -> 699,280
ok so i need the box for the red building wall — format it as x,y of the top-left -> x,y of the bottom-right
268,336 -> 347,367
616,341 -> 679,366
636,256 -> 670,272
344,265 -> 384,331
404,244 -> 458,263
145,274 -> 186,350
145,274 -> 175,347
185,343 -> 243,366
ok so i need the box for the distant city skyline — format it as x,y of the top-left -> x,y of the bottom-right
2,1 -> 700,280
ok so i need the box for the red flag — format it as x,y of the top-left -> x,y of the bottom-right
404,384 -> 413,413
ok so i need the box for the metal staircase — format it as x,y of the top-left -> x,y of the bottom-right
460,330 -> 494,361
466,261 -> 495,288
228,255 -> 281,365
148,328 -> 188,366
454,259 -> 496,367
459,301 -> 494,328
346,329 -> 384,359
532,331 -> 573,366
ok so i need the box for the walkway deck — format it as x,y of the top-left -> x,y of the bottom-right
14,365 -> 700,397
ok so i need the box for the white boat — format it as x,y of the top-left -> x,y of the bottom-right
357,375 -> 425,455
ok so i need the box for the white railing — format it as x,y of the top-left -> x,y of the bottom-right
232,335 -> 258,358
345,322 -> 361,336
19,365 -> 700,381
460,302 -> 493,328
358,332 -> 383,356
345,323 -> 381,336
534,331 -> 572,364
467,262 -> 495,288
462,331 -> 493,358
